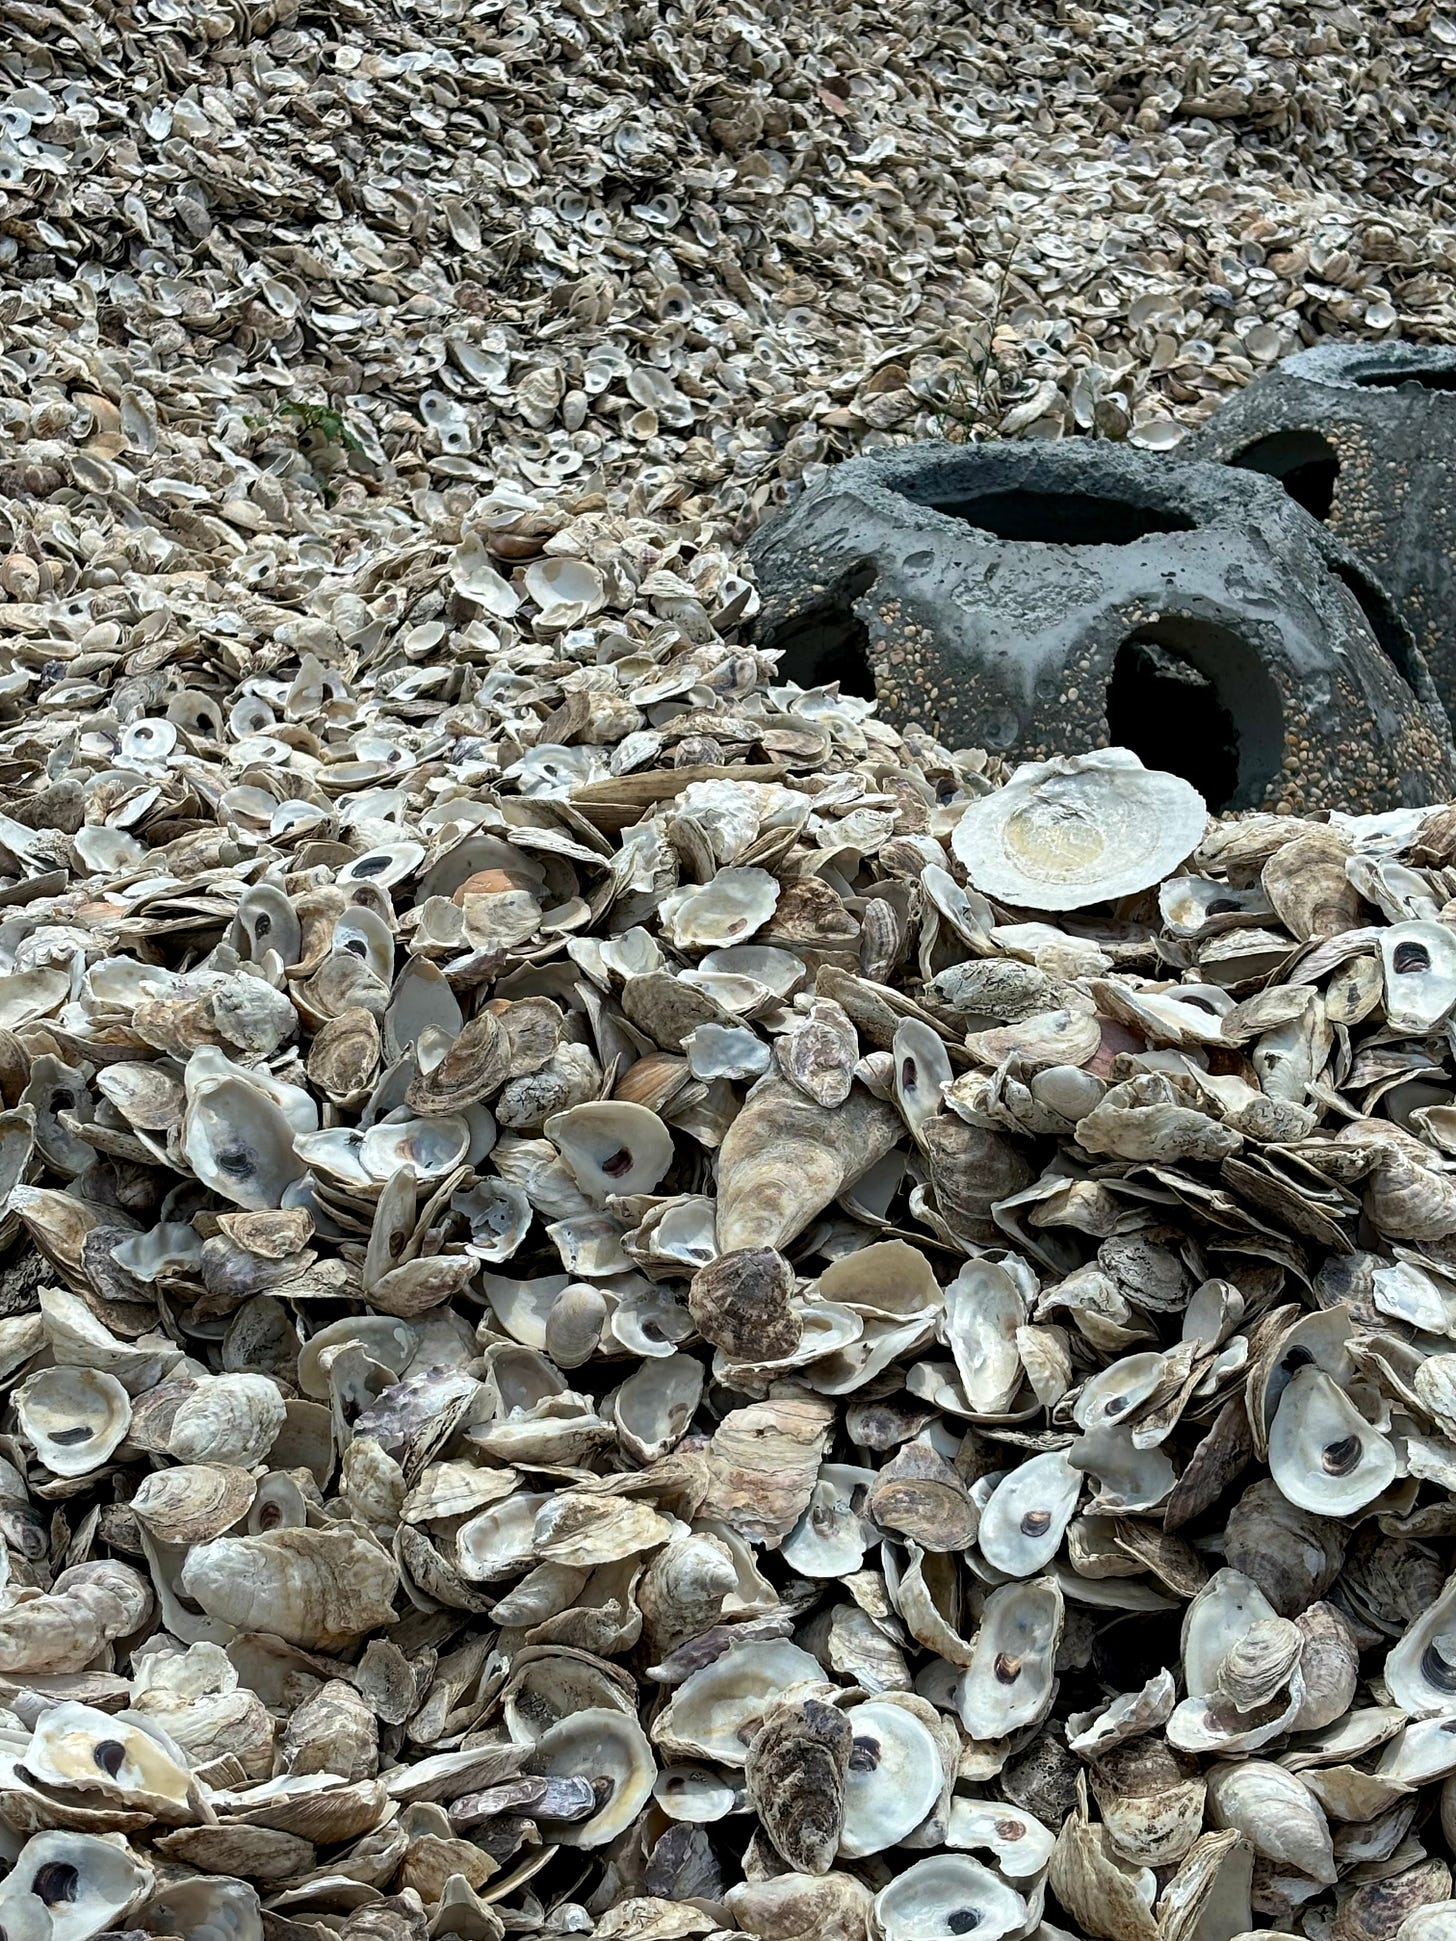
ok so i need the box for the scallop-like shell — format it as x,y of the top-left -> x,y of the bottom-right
688,1246 -> 800,1359
952,749 -> 1207,910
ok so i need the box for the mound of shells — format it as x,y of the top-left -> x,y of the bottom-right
2,481 -> 1456,1941
7,0 -> 1456,612
9,0 -> 1456,1938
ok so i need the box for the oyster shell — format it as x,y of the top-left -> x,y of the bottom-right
0,1832 -> 152,1941
872,1856 -> 1026,1941
744,1694 -> 851,1873
0,58 -> 1454,1932
179,1528 -> 398,1650
952,750 -> 1207,910
15,1367 -> 131,1477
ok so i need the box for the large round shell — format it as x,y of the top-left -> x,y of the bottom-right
952,748 -> 1207,909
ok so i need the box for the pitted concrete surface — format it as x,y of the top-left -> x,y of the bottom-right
1187,342 -> 1456,729
749,439 -> 1456,815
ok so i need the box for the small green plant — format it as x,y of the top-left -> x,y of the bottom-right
931,255 -> 1016,444
277,399 -> 366,456
243,398 -> 367,505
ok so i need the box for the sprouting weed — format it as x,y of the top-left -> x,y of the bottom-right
930,255 -> 1016,443
277,399 -> 367,456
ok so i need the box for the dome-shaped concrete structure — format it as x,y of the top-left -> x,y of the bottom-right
749,439 -> 1456,816
1186,342 -> 1456,725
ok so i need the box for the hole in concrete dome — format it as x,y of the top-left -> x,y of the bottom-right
1229,429 -> 1340,520
1331,560 -> 1421,696
902,486 -> 1196,546
1354,366 -> 1456,392
763,563 -> 876,699
1106,618 -> 1284,813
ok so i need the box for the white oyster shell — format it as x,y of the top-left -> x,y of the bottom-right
952,749 -> 1207,910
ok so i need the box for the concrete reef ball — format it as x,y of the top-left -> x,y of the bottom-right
748,438 -> 1456,817
1186,341 -> 1456,730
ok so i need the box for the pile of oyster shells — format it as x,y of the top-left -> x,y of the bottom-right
2,483 -> 1456,1941
6,0 -> 1456,574
9,0 -> 1456,1939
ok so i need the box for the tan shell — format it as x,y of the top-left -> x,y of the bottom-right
867,1436 -> 979,1551
166,1375 -> 287,1468
725,1872 -> 872,1941
1204,1761 -> 1335,1885
179,1527 -> 398,1650
1048,1775 -> 1158,1941
715,1078 -> 902,1252
130,1466 -> 256,1545
1090,1737 -> 1206,1869
699,1397 -> 833,1544
0,1563 -> 153,1675
1291,1602 -> 1360,1733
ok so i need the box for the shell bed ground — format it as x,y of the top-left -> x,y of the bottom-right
6,4 -> 1456,1941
